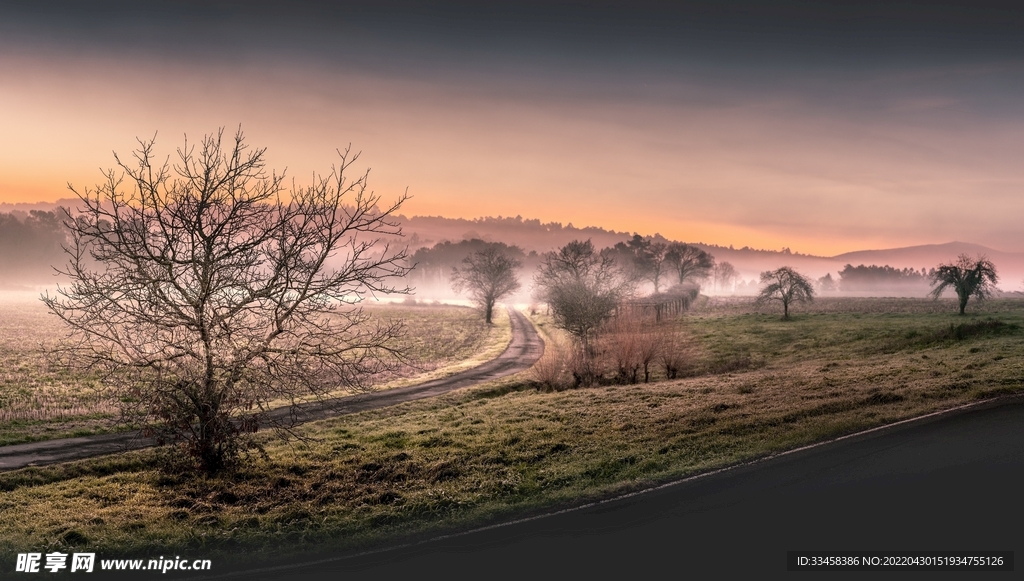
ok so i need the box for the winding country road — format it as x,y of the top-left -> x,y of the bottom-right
0,306 -> 543,471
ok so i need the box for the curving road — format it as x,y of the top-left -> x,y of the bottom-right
0,307 -> 543,471
221,397 -> 1023,580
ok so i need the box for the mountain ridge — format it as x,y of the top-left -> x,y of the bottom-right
4,202 -> 1021,289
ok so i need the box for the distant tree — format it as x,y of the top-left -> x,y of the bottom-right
411,239 -> 531,291
613,234 -> 674,293
611,234 -> 649,283
534,239 -> 633,353
756,266 -> 815,319
838,264 -> 931,293
712,261 -> 738,294
666,243 -> 715,287
817,273 -> 837,292
929,254 -> 998,315
0,210 -> 70,282
42,128 -> 411,474
642,242 -> 674,294
451,246 -> 522,324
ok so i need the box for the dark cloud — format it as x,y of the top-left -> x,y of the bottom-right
5,1 -> 1024,72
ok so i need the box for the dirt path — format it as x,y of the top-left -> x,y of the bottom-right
0,307 -> 543,471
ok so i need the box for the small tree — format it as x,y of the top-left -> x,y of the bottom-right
42,128 -> 411,474
667,242 -> 715,287
929,254 -> 998,315
450,246 -> 522,324
534,240 -> 633,381
756,266 -> 815,319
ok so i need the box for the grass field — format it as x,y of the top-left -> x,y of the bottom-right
1,296 -> 1022,570
0,293 -> 508,445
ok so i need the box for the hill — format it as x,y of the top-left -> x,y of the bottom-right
394,216 -> 1024,295
3,202 -> 1020,293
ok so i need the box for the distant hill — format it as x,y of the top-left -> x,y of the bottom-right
393,215 -> 836,284
394,216 -> 834,287
833,242 -> 1024,272
832,242 -> 1024,294
4,201 -> 1021,293
0,199 -> 79,214
394,215 -> 632,255
394,216 -> 1024,294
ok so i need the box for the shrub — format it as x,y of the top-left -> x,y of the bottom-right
602,313 -> 665,384
658,323 -> 688,380
530,336 -> 569,391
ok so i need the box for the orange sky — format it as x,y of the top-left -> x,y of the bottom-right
2,3 -> 1023,257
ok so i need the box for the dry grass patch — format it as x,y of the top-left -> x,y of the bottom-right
0,294 -> 115,445
0,297 -> 508,445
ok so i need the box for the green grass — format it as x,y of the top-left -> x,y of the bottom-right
2,297 -> 1023,570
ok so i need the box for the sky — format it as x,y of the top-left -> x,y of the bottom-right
1,0 -> 1023,256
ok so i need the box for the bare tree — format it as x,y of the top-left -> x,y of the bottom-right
42,128 -> 411,474
450,245 -> 522,324
613,235 -> 674,293
612,234 -> 649,286
929,254 -> 998,315
534,239 -> 633,356
755,266 -> 815,319
712,261 -> 738,294
644,242 -> 675,294
667,242 -> 715,287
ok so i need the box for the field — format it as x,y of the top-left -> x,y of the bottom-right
0,293 -> 509,446
1,296 -> 1023,570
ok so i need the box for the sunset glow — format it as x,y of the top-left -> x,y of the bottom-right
2,2 -> 1023,257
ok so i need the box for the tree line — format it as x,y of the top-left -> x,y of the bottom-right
0,210 -> 70,284
818,264 -> 935,293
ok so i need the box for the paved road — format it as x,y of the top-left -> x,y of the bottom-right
227,398 -> 1023,580
0,307 -> 543,471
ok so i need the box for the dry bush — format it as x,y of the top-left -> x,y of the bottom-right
600,313 -> 668,384
658,323 -> 689,379
568,343 -> 605,387
636,324 -> 662,383
604,315 -> 641,384
530,335 -> 569,391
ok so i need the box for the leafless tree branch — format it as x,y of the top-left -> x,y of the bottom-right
42,127 -> 411,473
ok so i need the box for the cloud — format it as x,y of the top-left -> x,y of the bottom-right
1,2 -> 1023,254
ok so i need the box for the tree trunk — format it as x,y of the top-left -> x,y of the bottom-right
485,301 -> 494,324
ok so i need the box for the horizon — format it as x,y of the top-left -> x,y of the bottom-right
3,197 -> 1021,260
2,1 -> 1023,256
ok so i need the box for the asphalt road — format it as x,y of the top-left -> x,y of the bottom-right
0,306 -> 543,471
225,398 -> 1023,581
